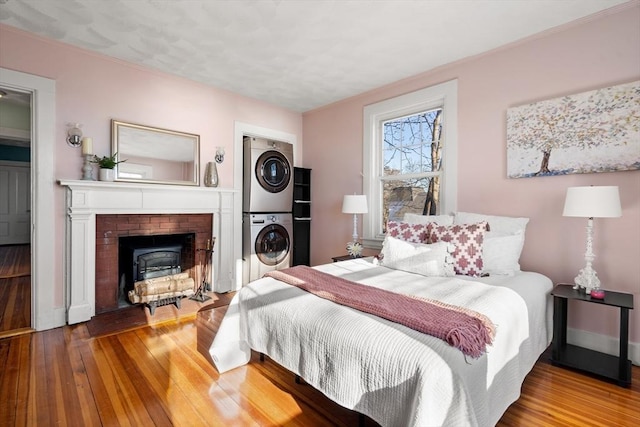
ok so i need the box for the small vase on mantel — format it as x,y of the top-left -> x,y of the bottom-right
99,168 -> 115,182
204,161 -> 218,187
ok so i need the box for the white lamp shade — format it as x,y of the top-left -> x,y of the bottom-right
342,195 -> 368,214
563,186 -> 622,218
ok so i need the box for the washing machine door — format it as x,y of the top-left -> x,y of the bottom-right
255,224 -> 290,266
255,150 -> 291,193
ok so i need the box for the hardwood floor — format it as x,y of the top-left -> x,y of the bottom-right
0,244 -> 30,279
1,300 -> 638,427
0,244 -> 31,336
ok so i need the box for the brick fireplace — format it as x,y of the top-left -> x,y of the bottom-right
95,213 -> 213,313
59,180 -> 239,325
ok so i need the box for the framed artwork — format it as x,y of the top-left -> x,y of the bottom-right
506,81 -> 639,178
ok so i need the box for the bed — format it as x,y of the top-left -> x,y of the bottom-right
210,212 -> 554,426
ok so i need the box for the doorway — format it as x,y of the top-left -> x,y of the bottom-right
0,86 -> 32,336
1,67 -> 58,333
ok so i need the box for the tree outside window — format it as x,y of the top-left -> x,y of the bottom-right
381,109 -> 443,232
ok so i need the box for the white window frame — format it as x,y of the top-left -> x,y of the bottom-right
362,79 -> 458,248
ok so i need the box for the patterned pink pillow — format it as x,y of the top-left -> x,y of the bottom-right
427,221 -> 488,276
386,220 -> 429,244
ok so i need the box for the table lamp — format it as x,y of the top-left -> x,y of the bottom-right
563,185 -> 621,298
342,195 -> 368,257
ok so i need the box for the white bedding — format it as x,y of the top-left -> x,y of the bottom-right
210,258 -> 553,427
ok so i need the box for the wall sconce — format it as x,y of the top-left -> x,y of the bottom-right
67,123 -> 83,147
215,147 -> 225,163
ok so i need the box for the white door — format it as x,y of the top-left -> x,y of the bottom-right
0,163 -> 31,245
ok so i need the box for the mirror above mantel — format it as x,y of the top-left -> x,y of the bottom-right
111,120 -> 200,186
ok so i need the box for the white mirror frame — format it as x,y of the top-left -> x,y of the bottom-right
111,120 -> 200,186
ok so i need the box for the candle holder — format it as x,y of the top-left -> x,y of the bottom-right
82,154 -> 95,180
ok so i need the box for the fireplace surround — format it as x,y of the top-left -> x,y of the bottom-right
60,180 -> 239,324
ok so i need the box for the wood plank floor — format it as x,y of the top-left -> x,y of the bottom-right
1,302 -> 638,426
0,244 -> 30,279
0,244 -> 31,336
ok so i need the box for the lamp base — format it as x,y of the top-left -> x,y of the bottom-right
572,217 -> 600,294
573,264 -> 601,294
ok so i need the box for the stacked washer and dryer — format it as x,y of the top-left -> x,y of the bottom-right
242,137 -> 294,285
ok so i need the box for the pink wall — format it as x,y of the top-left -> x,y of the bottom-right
303,4 -> 640,342
0,25 -> 302,308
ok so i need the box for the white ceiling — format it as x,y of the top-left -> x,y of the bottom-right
0,0 -> 630,112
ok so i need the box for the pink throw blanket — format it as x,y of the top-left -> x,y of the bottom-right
264,266 -> 495,358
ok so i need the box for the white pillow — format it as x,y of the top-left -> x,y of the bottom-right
454,212 -> 529,235
403,213 -> 454,226
482,231 -> 525,275
381,235 -> 455,277
454,212 -> 529,275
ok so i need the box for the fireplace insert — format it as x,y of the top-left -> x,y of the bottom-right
118,233 -> 195,307
133,245 -> 182,281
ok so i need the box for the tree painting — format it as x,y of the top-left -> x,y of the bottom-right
506,81 -> 639,178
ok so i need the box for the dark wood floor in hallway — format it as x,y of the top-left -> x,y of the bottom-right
0,244 -> 31,336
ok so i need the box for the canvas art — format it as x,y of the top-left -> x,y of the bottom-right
506,81 -> 640,178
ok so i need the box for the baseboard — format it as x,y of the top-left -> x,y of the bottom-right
35,307 -> 67,331
568,327 -> 639,366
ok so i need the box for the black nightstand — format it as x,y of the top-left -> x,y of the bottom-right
331,254 -> 359,262
551,284 -> 634,387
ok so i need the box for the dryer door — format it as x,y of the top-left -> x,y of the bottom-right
255,224 -> 290,266
255,150 -> 291,193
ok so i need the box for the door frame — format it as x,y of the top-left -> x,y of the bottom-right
1,67 -> 61,330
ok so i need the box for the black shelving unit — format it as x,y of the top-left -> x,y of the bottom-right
292,167 -> 311,266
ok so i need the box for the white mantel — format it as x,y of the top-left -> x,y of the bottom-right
59,180 -> 240,324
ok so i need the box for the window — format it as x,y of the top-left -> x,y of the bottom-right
362,80 -> 457,247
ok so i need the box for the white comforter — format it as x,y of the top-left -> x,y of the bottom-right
210,258 -> 553,427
